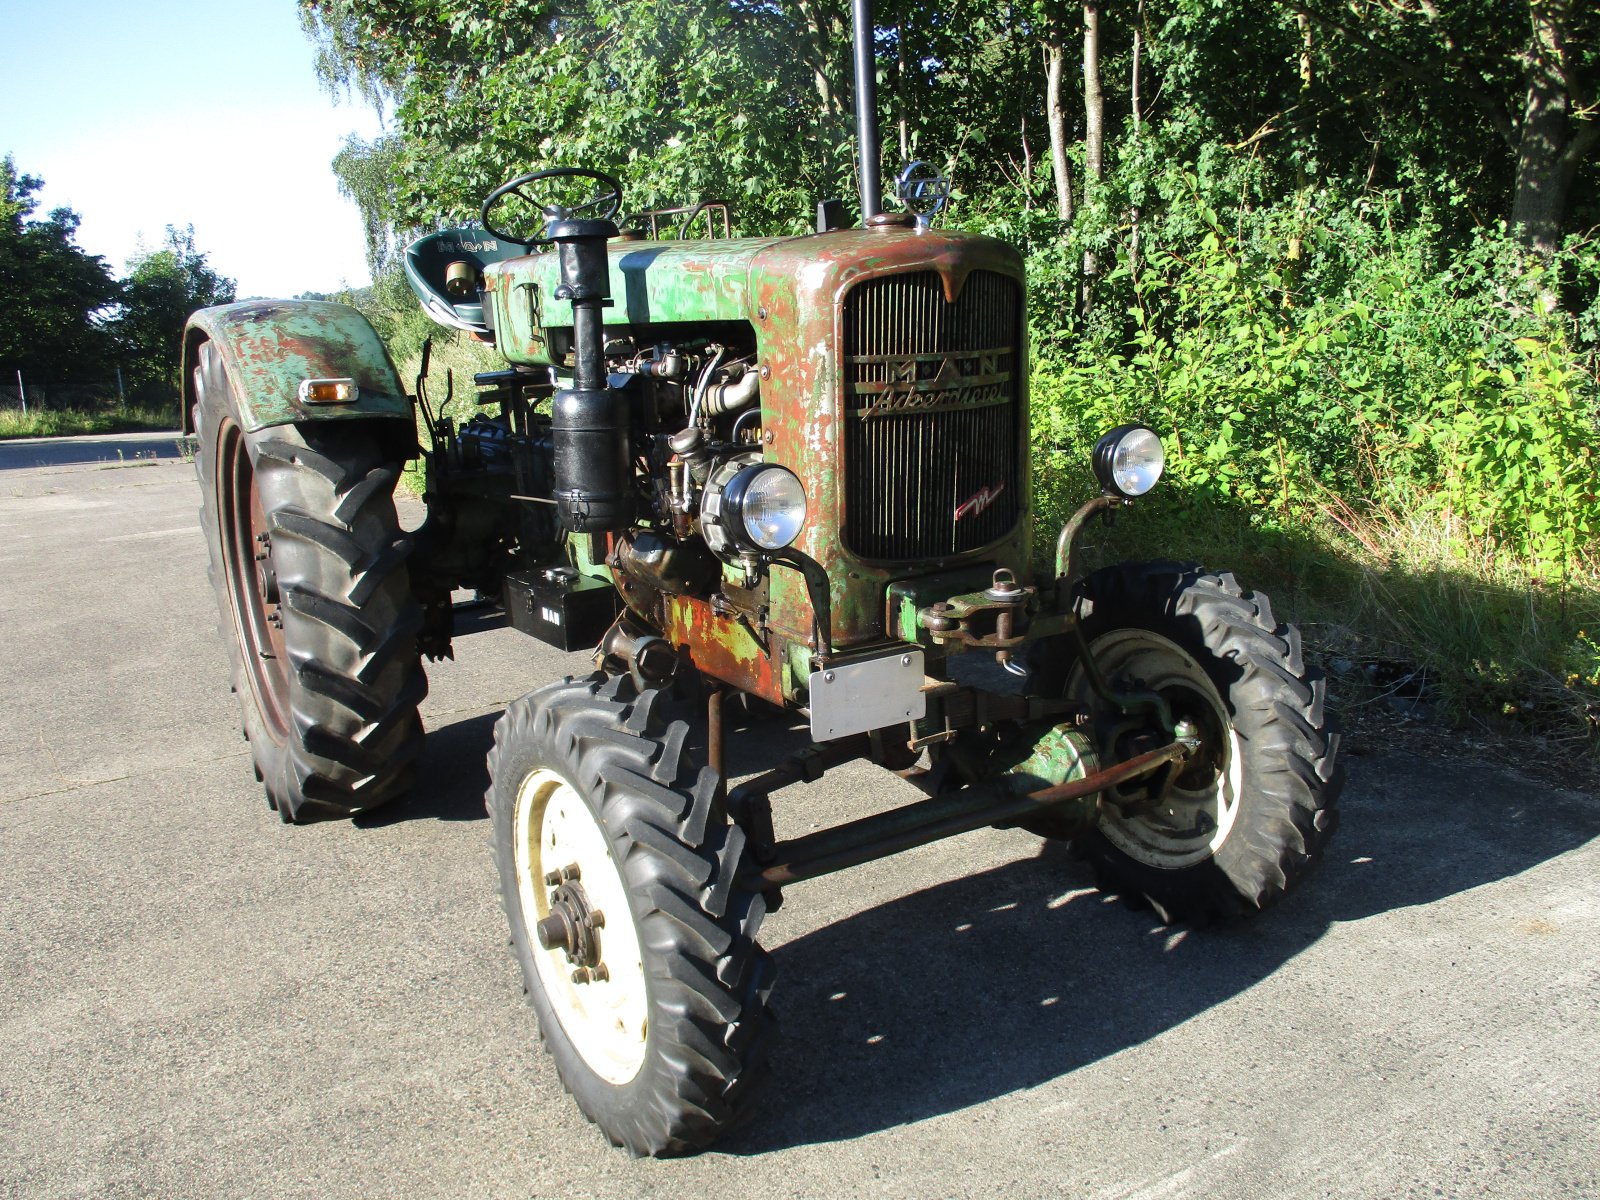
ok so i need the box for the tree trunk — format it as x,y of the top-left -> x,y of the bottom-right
1046,40 -> 1074,222
1082,1 -> 1103,312
1510,0 -> 1595,254
897,24 -> 910,164
1083,3 -> 1104,182
1289,13 -> 1313,267
1131,2 -> 1142,135
1297,10 -> 1314,89
1129,0 -> 1143,278
795,0 -> 845,118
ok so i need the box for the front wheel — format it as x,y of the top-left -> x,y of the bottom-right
1065,561 -> 1340,923
487,674 -> 775,1156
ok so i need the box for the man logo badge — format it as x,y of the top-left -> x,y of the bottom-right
954,481 -> 1005,522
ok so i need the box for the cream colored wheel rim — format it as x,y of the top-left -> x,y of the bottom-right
513,768 -> 649,1085
1069,629 -> 1245,870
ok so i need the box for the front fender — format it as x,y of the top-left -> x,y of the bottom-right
181,300 -> 413,436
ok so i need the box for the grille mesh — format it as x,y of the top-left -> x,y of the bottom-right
842,270 -> 1022,560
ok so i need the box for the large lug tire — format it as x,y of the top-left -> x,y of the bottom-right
194,340 -> 427,822
1062,561 -> 1341,924
487,674 -> 775,1157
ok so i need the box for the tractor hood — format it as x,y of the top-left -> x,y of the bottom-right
486,236 -> 790,367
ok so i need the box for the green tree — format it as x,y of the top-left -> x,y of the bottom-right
0,155 -> 120,388
115,225 -> 236,400
1281,0 -> 1599,253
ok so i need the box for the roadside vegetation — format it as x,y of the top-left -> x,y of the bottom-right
313,1 -> 1600,752
0,404 -> 177,440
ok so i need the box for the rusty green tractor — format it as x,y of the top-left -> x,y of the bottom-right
185,13 -> 1339,1158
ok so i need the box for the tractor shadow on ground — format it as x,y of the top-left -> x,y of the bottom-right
721,749 -> 1600,1154
355,710 -> 502,826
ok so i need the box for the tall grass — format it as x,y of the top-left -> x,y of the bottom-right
0,405 -> 178,439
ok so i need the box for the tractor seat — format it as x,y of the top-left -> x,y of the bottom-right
402,227 -> 529,338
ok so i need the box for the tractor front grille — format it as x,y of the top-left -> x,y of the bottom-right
841,269 -> 1023,560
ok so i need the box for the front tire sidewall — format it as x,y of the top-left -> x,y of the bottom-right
492,738 -> 660,1127
487,676 -> 774,1156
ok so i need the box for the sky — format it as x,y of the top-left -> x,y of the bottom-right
1,0 -> 385,298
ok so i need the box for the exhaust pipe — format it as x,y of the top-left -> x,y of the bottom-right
851,0 -> 882,222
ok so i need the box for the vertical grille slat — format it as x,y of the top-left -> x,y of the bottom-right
841,270 -> 1022,560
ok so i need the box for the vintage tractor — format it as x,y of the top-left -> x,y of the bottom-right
185,11 -> 1339,1158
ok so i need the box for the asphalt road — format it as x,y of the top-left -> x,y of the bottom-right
0,429 -> 188,471
1,436 -> 1596,1199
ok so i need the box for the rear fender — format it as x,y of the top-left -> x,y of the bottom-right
181,300 -> 414,438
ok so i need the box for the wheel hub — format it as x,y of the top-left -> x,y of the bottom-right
1069,628 -> 1244,869
253,532 -> 280,605
534,864 -> 609,982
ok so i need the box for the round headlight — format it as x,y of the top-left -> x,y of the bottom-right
1092,424 -> 1165,498
726,465 -> 807,550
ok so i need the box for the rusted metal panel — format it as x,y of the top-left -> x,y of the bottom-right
662,593 -> 786,705
496,224 -> 1036,659
181,301 -> 411,435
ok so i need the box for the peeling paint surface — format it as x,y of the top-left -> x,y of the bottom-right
663,594 -> 785,704
746,228 -> 1032,652
181,301 -> 410,435
487,238 -> 789,365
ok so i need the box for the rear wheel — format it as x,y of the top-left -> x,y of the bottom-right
1057,562 -> 1340,923
194,340 -> 426,822
488,674 -> 775,1156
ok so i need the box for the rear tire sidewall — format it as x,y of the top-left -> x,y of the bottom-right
194,340 -> 424,821
195,350 -> 291,796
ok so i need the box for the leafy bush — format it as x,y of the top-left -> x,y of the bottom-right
1030,177 -> 1600,579
1027,179 -> 1600,743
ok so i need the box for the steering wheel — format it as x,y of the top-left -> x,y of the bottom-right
480,167 -> 624,245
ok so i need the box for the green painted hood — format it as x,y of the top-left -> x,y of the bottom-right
485,236 -> 793,366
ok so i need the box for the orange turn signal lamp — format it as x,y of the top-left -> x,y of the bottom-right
298,378 -> 359,405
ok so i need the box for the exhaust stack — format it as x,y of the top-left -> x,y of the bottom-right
851,0 -> 882,222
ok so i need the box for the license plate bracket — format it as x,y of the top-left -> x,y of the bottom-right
808,650 -> 926,741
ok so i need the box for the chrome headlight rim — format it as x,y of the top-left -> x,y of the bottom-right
721,463 -> 807,552
1092,424 -> 1165,499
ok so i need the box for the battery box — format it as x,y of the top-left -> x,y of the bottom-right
502,567 -> 620,652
